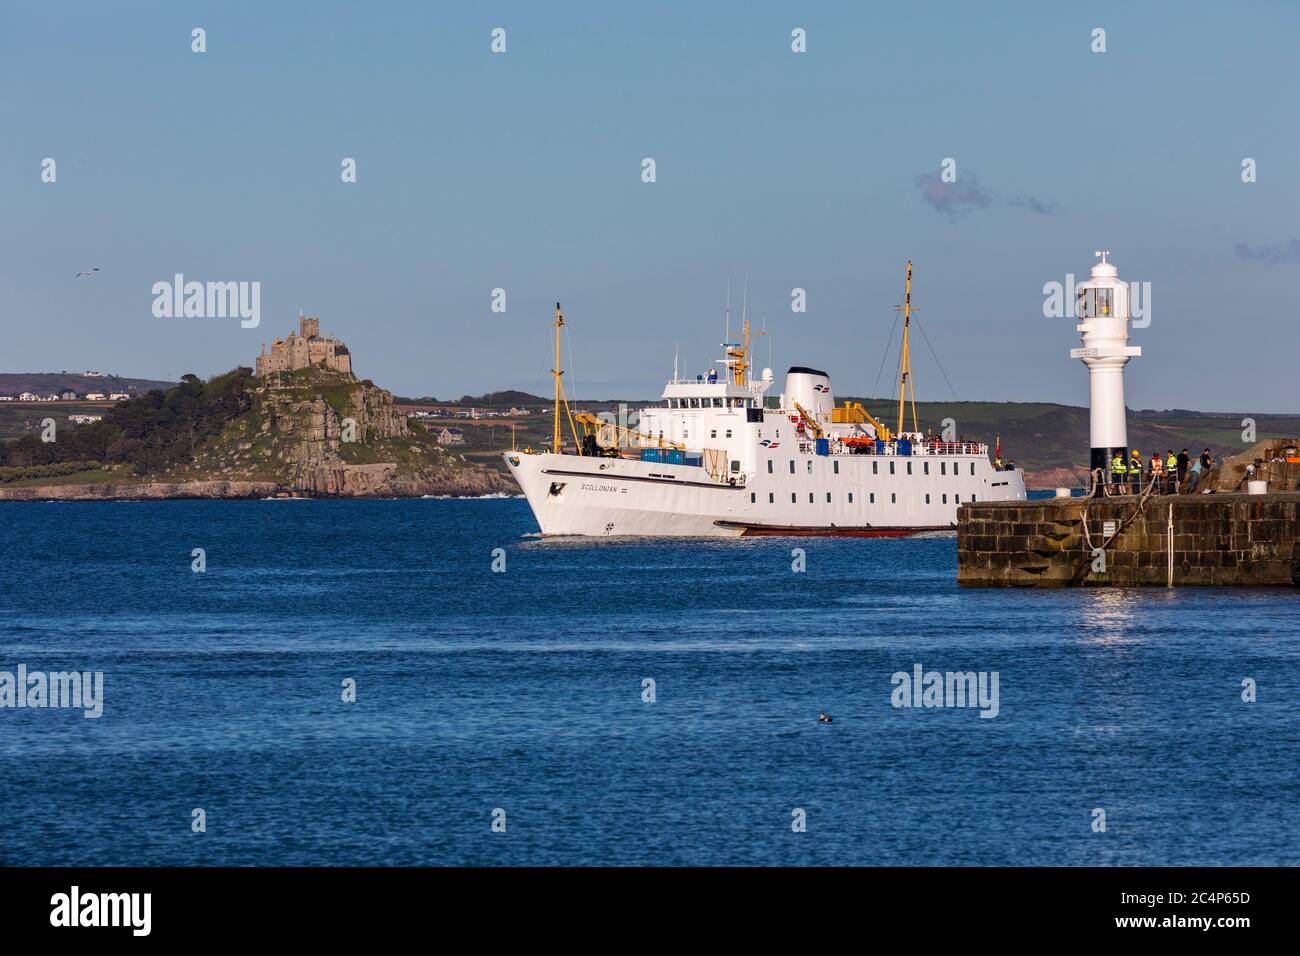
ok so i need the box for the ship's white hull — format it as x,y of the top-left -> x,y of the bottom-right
506,451 -> 1025,538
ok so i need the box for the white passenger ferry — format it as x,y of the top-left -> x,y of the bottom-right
506,265 -> 1026,536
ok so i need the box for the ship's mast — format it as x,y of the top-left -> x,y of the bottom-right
725,314 -> 767,387
721,277 -> 767,387
552,302 -> 565,453
896,260 -> 919,435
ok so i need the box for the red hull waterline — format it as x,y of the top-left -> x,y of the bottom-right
716,522 -> 947,538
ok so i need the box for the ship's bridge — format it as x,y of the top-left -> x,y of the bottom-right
660,379 -> 764,409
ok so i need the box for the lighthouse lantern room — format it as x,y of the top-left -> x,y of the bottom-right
1069,251 -> 1141,491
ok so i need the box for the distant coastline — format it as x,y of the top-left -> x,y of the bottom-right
0,475 -> 506,501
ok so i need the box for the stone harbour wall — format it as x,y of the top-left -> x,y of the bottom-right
957,491 -> 1300,588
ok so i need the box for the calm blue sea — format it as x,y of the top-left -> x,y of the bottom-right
1,498 -> 1297,866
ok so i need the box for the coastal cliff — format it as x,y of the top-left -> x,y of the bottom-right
0,366 -> 512,500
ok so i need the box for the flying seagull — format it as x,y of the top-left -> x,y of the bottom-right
74,268 -> 100,277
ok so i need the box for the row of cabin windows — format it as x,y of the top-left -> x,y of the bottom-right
920,461 -> 972,475
767,459 -> 979,476
669,427 -> 736,440
871,460 -> 979,477
667,397 -> 758,409
750,491 -> 975,504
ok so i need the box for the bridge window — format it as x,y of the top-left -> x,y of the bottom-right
791,493 -> 797,503
940,462 -> 945,475
750,493 -> 756,503
809,493 -> 814,503
789,460 -> 795,474
924,462 -> 929,475
767,460 -> 773,474
826,492 -> 832,503
870,493 -> 875,503
942,494 -> 948,504
848,493 -> 854,503
971,462 -> 976,476
873,462 -> 878,475
769,493 -> 774,503
712,398 -> 724,408
833,461 -> 839,474
926,494 -> 930,504
889,462 -> 895,475
906,462 -> 912,475
891,493 -> 896,503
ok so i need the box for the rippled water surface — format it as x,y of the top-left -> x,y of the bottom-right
1,498 -> 1297,865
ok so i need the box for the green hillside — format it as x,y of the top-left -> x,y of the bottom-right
0,372 -> 176,396
401,393 -> 1300,487
842,397 -> 1300,478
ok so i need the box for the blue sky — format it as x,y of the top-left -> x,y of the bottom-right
3,1 -> 1298,410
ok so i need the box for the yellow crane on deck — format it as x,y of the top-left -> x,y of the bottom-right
572,411 -> 684,454
830,400 -> 893,441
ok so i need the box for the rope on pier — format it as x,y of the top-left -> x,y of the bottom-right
1072,474 -> 1161,586
1167,503 -> 1175,588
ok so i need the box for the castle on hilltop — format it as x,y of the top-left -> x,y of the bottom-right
256,312 -> 353,377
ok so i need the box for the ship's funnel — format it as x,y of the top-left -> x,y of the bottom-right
784,366 -> 833,419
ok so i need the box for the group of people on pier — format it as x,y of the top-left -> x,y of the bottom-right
1109,447 -> 1214,495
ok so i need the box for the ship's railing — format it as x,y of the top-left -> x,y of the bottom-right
830,440 -> 988,457
910,441 -> 988,456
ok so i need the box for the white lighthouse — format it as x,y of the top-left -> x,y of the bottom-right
1070,251 -> 1141,489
